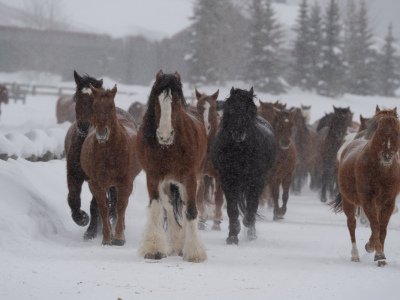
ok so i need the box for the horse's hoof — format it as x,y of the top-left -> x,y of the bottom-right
101,240 -> 112,246
111,239 -> 125,246
212,223 -> 221,231
72,210 -> 89,227
273,214 -> 284,221
374,253 -> 386,261
377,260 -> 387,267
365,242 -> 374,253
198,220 -> 207,231
351,257 -> 360,262
144,252 -> 167,260
247,228 -> 257,241
83,229 -> 97,240
226,236 -> 239,245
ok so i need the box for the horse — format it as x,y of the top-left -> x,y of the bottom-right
314,106 -> 353,202
64,70 -> 132,240
258,100 -> 286,124
212,87 -> 276,245
128,101 -> 146,125
300,104 -> 311,124
331,107 -> 400,266
137,71 -> 208,262
56,95 -> 76,124
0,84 -> 9,117
266,109 -> 297,220
195,88 -> 224,231
80,85 -> 141,245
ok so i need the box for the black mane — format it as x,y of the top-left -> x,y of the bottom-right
76,74 -> 103,92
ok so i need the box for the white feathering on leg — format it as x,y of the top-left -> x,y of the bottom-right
183,218 -> 207,262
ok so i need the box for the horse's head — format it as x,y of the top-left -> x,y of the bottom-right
148,70 -> 186,146
359,114 -> 370,132
195,88 -> 219,136
332,106 -> 353,128
258,101 -> 276,124
90,85 -> 117,144
73,70 -> 103,136
372,108 -> 400,167
273,109 -> 295,150
223,87 -> 257,143
300,104 -> 311,124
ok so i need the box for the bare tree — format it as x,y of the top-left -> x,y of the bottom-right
23,0 -> 68,30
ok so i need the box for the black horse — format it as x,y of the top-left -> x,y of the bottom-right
211,87 -> 276,245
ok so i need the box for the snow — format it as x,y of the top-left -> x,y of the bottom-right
1,72 -> 400,299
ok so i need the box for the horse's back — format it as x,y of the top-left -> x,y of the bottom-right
56,96 -> 75,123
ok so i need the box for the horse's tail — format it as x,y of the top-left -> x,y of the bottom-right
329,193 -> 343,213
170,184 -> 183,228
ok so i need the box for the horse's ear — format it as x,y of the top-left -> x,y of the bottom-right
359,114 -> 364,122
99,78 -> 103,87
376,105 -> 380,113
230,86 -> 235,95
195,88 -> 202,100
110,84 -> 117,98
333,105 -> 337,112
74,70 -> 82,85
156,70 -> 163,81
211,89 -> 219,100
249,86 -> 254,96
394,107 -> 397,115
174,71 -> 181,82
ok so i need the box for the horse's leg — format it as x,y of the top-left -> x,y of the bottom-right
196,176 -> 207,230
108,187 -> 118,228
376,201 -> 395,266
342,199 -> 359,262
271,181 -> 282,221
182,176 -> 207,262
161,183 -> 184,256
243,182 -> 264,241
361,197 -> 380,255
224,185 -> 241,245
280,175 -> 292,217
139,177 -> 168,259
67,173 -> 89,226
112,183 -> 132,246
88,183 -> 111,245
212,177 -> 224,231
84,197 -> 99,240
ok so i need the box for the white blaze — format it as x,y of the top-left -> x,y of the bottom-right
157,90 -> 173,143
81,88 -> 92,95
203,102 -> 211,135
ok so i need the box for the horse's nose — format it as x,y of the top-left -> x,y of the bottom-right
156,129 -> 174,143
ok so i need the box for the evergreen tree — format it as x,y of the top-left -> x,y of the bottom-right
292,0 -> 313,90
308,1 -> 323,90
346,0 -> 375,95
317,0 -> 345,97
246,0 -> 286,94
379,24 -> 400,97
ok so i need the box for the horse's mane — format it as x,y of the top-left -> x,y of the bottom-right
142,73 -> 187,143
75,74 -> 103,92
355,109 -> 398,140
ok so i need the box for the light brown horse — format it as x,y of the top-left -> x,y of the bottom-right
80,85 -> 141,245
137,71 -> 207,262
195,88 -> 224,231
332,108 -> 400,266
263,109 -> 297,220
56,95 -> 76,124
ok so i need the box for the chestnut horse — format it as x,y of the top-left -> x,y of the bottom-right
332,108 -> 400,266
195,88 -> 224,231
137,71 -> 207,262
56,96 -> 75,124
212,87 -> 276,245
80,85 -> 141,245
267,109 -> 297,220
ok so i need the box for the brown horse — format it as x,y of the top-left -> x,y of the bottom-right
0,84 -> 9,117
258,100 -> 286,124
128,101 -> 146,125
265,109 -> 297,220
56,95 -> 76,124
332,108 -> 400,266
80,85 -> 141,245
137,71 -> 207,262
195,88 -> 224,231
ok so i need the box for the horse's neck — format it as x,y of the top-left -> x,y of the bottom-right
327,124 -> 346,144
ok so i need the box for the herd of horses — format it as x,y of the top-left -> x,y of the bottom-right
59,70 -> 399,266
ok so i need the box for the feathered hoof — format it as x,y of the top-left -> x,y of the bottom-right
183,250 -> 207,263
111,238 -> 125,246
247,227 -> 257,241
226,235 -> 239,245
365,242 -> 375,253
351,256 -> 360,262
212,222 -> 221,231
72,210 -> 89,227
273,214 -> 284,221
374,253 -> 386,261
198,219 -> 207,231
101,239 -> 112,246
144,252 -> 167,260
377,260 -> 387,267
83,227 -> 97,240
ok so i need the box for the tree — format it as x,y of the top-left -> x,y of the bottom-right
317,0 -> 345,97
246,0 -> 286,94
378,24 -> 400,97
308,1 -> 323,90
292,0 -> 312,90
23,0 -> 68,31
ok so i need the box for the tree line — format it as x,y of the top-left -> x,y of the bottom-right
187,0 -> 400,97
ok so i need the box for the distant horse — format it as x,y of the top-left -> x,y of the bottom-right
315,106 -> 353,202
64,71 -> 132,239
291,107 -> 318,194
332,108 -> 400,266
80,85 -> 141,245
195,88 -> 224,231
0,84 -> 9,117
258,100 -> 286,124
56,96 -> 75,124
300,104 -> 311,124
212,87 -> 276,244
267,109 -> 297,220
128,101 -> 146,125
137,71 -> 208,262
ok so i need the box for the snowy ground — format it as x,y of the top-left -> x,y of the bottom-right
1,72 -> 400,300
